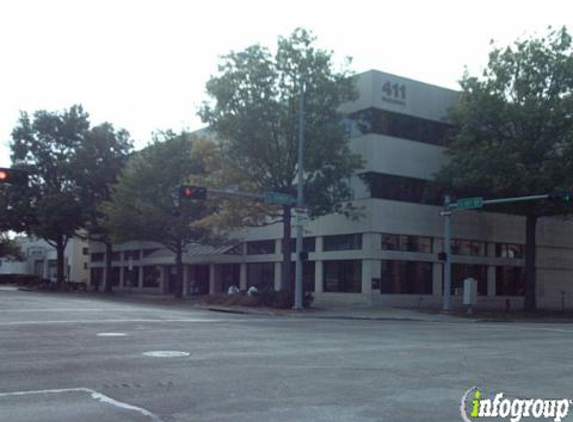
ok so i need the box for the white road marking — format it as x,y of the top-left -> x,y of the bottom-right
0,387 -> 164,422
97,332 -> 127,337
143,351 -> 190,358
0,308 -> 140,312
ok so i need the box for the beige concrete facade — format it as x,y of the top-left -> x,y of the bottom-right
89,70 -> 573,310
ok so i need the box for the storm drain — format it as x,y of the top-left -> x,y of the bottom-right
142,351 -> 190,358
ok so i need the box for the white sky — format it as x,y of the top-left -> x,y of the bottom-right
0,0 -> 571,166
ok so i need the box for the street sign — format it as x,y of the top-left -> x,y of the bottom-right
456,197 -> 483,210
264,191 -> 294,205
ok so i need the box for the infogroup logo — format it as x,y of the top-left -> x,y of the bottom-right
460,387 -> 571,422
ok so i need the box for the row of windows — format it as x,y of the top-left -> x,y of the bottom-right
347,107 -> 451,146
379,260 -> 524,296
360,172 -> 441,205
91,249 -> 157,263
381,233 -> 523,259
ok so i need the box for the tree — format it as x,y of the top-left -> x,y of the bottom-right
74,123 -> 133,292
7,105 -> 90,288
436,27 -> 573,312
101,131 -> 216,298
200,28 -> 363,294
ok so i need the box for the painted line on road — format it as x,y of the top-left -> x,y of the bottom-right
0,387 -> 164,422
0,308 -> 141,312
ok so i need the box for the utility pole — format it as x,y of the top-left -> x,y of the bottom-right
294,76 -> 305,311
442,195 -> 452,311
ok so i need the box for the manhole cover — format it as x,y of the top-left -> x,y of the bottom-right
142,351 -> 190,358
97,333 -> 127,337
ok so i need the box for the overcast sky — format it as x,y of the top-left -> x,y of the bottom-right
1,0 -> 572,166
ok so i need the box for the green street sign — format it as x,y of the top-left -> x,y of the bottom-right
456,197 -> 484,210
264,191 -> 294,205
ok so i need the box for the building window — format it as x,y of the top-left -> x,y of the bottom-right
282,237 -> 316,253
246,240 -> 276,255
224,243 -> 244,255
143,266 -> 161,288
124,250 -> 141,261
91,253 -> 104,262
448,264 -> 488,296
323,234 -> 362,251
451,240 -> 486,257
142,248 -> 159,258
495,243 -> 524,259
83,262 -> 88,270
247,263 -> 275,290
439,239 -> 486,257
323,260 -> 362,293
111,267 -> 121,287
82,247 -> 88,255
348,107 -> 451,146
381,234 -> 432,253
496,266 -> 525,296
380,260 -> 433,294
360,172 -> 440,205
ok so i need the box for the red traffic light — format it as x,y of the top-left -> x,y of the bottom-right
0,168 -> 28,185
179,185 -> 207,200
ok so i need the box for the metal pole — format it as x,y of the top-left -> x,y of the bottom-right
294,77 -> 305,311
443,195 -> 452,312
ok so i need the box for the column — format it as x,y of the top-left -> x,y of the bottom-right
314,260 -> 323,293
487,266 -> 496,297
119,265 -> 125,288
183,265 -> 190,296
361,259 -> 374,297
433,263 -> 443,296
209,264 -> 216,294
240,263 -> 247,290
274,262 -> 282,291
138,266 -> 144,289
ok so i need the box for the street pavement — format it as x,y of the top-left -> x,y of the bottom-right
1,287 -> 573,421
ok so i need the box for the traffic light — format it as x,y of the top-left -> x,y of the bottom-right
0,168 -> 28,186
179,185 -> 207,200
548,191 -> 573,203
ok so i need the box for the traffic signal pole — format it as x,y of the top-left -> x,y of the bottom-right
441,192 -> 552,312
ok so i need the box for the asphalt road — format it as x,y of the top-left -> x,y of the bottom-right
1,287 -> 573,422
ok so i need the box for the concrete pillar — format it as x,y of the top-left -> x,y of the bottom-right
183,265 -> 190,296
137,266 -> 143,288
274,261 -> 282,291
314,260 -> 323,293
361,259 -> 374,297
240,263 -> 247,290
487,266 -> 496,297
209,264 -> 216,295
433,263 -> 443,296
119,265 -> 125,288
315,236 -> 323,252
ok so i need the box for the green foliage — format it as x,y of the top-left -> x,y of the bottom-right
437,26 -> 573,215
101,131 -> 214,248
5,105 -> 90,285
101,131 -> 222,297
199,28 -> 363,219
436,27 -> 573,312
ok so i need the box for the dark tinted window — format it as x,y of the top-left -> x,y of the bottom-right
496,267 -> 525,296
323,260 -> 362,293
349,108 -> 451,146
380,260 -> 433,294
381,234 -> 432,253
361,172 -> 440,205
323,234 -> 362,251
246,240 -> 275,255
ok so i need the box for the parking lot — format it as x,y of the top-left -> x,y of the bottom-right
1,287 -> 573,421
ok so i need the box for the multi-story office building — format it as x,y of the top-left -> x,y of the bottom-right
89,70 -> 573,309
